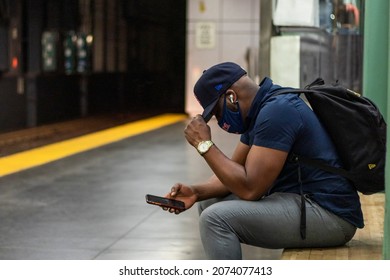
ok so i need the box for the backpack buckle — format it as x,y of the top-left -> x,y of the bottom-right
288,153 -> 299,163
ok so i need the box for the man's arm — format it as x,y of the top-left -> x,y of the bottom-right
202,142 -> 288,200
184,115 -> 288,201
190,140 -> 250,201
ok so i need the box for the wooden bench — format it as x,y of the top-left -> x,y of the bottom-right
281,193 -> 385,260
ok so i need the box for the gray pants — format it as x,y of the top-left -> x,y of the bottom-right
198,192 -> 357,259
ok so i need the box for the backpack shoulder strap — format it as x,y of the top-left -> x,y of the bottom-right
289,154 -> 353,181
271,77 -> 326,97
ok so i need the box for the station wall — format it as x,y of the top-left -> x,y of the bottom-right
185,0 -> 260,117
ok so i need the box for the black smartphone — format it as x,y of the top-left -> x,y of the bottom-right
145,194 -> 186,211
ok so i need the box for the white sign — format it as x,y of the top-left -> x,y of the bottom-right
273,0 -> 319,27
195,22 -> 216,49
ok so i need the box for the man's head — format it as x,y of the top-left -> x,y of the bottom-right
194,62 -> 247,122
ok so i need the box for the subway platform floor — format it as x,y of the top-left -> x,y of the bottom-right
0,116 -> 282,260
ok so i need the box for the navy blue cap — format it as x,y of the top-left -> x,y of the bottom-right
194,62 -> 247,122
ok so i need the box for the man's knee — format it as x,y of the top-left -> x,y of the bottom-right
197,200 -> 208,216
198,203 -> 226,232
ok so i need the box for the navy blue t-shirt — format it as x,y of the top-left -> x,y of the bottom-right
240,78 -> 364,228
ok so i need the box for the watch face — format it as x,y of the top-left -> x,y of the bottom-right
198,141 -> 212,154
199,142 -> 208,152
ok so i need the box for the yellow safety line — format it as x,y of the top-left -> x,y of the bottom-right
0,113 -> 188,177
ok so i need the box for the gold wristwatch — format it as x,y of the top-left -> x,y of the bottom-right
197,140 -> 214,155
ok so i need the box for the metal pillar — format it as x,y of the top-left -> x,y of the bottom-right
259,0 -> 274,79
363,0 -> 389,116
386,4 -> 390,261
363,0 -> 390,260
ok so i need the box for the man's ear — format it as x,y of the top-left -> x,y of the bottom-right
225,89 -> 237,104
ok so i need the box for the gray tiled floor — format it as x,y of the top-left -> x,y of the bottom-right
0,119 -> 282,260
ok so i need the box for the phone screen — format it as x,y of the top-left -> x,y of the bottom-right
145,194 -> 186,211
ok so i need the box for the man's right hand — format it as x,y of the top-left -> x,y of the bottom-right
164,183 -> 198,214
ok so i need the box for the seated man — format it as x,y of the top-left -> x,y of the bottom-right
164,62 -> 363,260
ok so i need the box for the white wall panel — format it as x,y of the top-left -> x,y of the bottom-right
186,0 -> 260,117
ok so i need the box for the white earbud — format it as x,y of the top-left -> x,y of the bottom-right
229,95 -> 234,103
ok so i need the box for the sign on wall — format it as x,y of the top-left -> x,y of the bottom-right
195,22 -> 216,49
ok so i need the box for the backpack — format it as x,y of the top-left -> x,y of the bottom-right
274,78 -> 386,195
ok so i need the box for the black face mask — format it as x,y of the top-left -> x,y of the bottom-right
217,97 -> 246,134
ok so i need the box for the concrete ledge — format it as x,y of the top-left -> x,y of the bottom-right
282,193 -> 384,260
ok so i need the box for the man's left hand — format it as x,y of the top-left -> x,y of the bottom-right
184,114 -> 211,147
